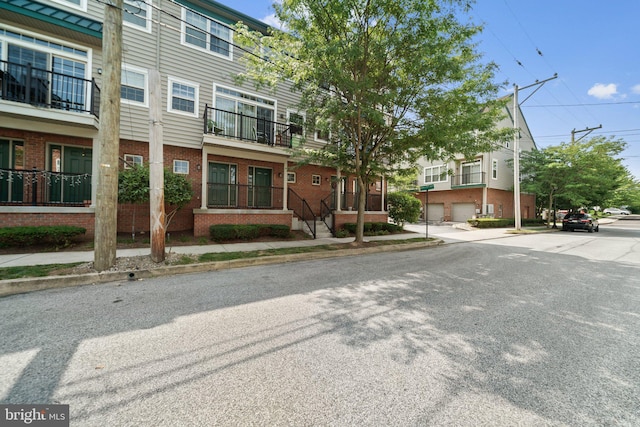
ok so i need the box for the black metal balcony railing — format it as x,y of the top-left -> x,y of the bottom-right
451,172 -> 486,187
206,183 -> 284,209
0,168 -> 92,207
0,60 -> 100,117
204,105 -> 302,148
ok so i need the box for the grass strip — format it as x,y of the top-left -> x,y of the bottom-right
0,263 -> 84,280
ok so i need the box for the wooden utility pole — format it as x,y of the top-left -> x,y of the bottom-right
149,69 -> 165,262
94,0 -> 122,271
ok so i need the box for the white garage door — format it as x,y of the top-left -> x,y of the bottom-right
426,203 -> 444,222
452,203 -> 476,222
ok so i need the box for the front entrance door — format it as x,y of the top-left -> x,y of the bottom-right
208,162 -> 237,207
249,166 -> 272,207
0,140 -> 25,203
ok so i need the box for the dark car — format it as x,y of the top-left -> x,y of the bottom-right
562,213 -> 599,233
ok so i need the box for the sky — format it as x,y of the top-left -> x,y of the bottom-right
216,0 -> 640,180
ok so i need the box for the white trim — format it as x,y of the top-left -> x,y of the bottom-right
180,7 -> 233,61
492,158 -> 498,180
121,63 -> 149,107
124,154 -> 143,169
424,164 -> 447,184
287,171 -> 296,183
49,0 -> 87,12
123,0 -> 153,33
167,76 -> 199,117
312,174 -> 321,186
173,159 -> 189,174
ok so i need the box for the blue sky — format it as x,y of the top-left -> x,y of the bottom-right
217,0 -> 640,180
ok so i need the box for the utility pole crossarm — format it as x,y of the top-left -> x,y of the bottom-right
571,124 -> 602,144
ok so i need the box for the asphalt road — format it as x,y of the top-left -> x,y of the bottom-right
1,222 -> 639,426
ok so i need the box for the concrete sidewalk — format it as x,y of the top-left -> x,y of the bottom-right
0,232 -> 424,268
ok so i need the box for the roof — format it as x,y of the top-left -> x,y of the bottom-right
0,0 -> 102,43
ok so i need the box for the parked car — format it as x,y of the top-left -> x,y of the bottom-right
603,208 -> 630,215
562,213 -> 599,233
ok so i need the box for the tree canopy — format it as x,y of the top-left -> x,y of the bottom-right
519,136 -> 632,220
235,0 -> 511,242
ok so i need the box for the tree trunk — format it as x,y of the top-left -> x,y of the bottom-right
354,176 -> 367,244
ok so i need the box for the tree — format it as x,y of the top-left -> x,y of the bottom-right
118,164 -> 193,234
520,136 -> 631,223
235,0 -> 510,243
387,191 -> 421,227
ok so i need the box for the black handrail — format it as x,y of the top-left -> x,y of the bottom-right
320,197 -> 334,236
204,104 -> 301,148
288,188 -> 316,238
205,183 -> 284,209
0,60 -> 100,116
451,172 -> 486,186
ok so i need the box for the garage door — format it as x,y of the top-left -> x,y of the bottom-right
426,203 -> 444,222
452,203 -> 476,222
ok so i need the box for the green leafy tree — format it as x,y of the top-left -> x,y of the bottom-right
235,0 -> 511,243
118,164 -> 193,232
387,191 -> 421,227
520,136 -> 631,223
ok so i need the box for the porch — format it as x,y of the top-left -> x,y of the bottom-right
0,168 -> 91,206
1,59 -> 100,117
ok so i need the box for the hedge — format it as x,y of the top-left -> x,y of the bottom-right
209,224 -> 291,242
0,226 -> 87,248
466,218 -> 546,228
341,222 -> 403,235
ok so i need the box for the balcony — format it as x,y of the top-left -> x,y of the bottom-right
204,105 -> 302,148
206,183 -> 284,209
0,60 -> 100,117
451,172 -> 486,188
0,168 -> 91,207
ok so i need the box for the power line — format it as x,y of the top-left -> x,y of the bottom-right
523,101 -> 640,107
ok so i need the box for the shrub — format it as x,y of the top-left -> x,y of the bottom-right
467,218 -> 546,228
0,226 -> 86,248
387,192 -> 421,227
341,222 -> 403,236
209,224 -> 291,242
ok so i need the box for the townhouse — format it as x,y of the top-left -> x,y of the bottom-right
414,101 -> 536,222
0,0 -> 387,239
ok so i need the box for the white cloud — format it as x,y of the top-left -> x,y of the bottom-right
587,83 -> 618,99
632,84 -> 640,95
261,13 -> 282,28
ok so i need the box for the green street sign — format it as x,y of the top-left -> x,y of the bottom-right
420,184 -> 434,191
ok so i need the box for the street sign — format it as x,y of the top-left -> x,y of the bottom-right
420,184 -> 434,191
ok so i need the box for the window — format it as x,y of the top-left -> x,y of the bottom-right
173,160 -> 189,174
183,9 -> 232,58
121,65 -> 148,106
312,174 -> 321,185
124,154 -> 143,169
461,161 -> 481,185
424,165 -> 447,183
123,0 -> 151,32
287,110 -> 305,136
168,77 -> 198,116
492,159 -> 498,180
314,118 -> 330,142
287,172 -> 296,183
214,85 -> 275,142
50,0 -> 86,11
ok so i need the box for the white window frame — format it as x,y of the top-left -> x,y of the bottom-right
181,8 -> 233,60
167,76 -> 199,117
123,0 -> 152,33
173,160 -> 189,174
121,64 -> 148,107
287,172 -> 296,183
424,165 -> 447,184
50,0 -> 87,12
492,159 -> 498,180
312,174 -> 321,186
124,154 -> 143,169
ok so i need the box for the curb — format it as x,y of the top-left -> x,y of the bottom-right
0,240 -> 443,298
